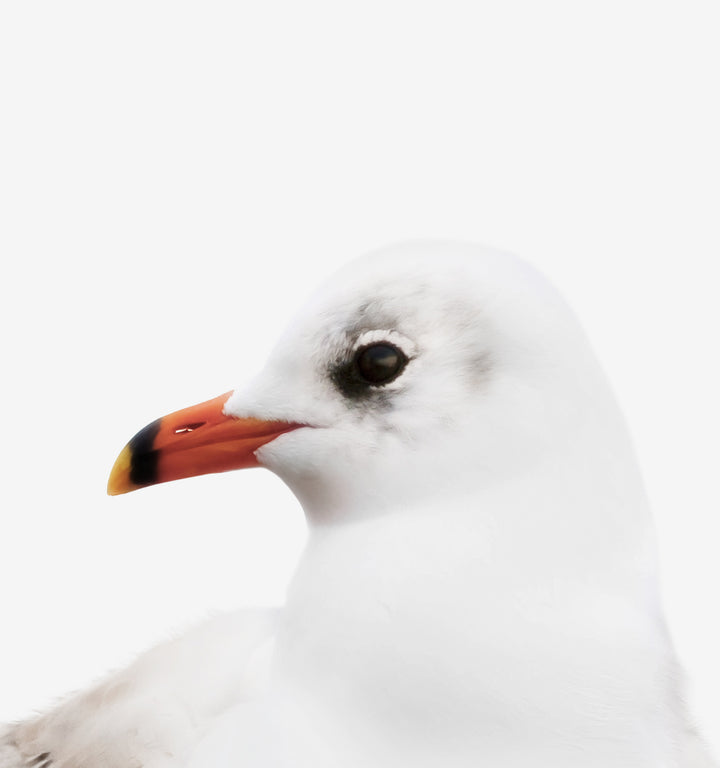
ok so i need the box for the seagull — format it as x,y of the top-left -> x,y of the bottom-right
1,242 -> 715,768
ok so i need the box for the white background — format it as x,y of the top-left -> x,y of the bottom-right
1,0 -> 718,755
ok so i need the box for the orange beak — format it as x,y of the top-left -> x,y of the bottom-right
107,391 -> 303,495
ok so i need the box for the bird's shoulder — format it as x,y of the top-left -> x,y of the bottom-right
1,608 -> 279,768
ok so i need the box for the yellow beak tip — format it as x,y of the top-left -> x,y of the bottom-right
107,445 -> 135,496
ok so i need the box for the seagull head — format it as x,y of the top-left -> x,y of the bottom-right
108,241 -> 626,523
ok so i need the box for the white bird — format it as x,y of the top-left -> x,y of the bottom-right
0,242 -> 715,768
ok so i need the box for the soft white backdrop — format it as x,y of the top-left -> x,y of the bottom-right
1,0 -> 718,755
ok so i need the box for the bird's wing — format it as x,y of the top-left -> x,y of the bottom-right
2,608 -> 279,768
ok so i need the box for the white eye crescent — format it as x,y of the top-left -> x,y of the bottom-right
353,330 -> 417,358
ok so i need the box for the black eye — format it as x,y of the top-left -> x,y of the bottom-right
354,343 -> 408,385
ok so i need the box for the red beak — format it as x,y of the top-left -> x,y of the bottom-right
107,391 -> 303,495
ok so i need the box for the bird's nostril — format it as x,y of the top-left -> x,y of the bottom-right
174,422 -> 206,434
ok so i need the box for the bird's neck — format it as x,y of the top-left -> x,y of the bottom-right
286,458 -> 658,626
273,456 -> 677,763
292,433 -> 659,596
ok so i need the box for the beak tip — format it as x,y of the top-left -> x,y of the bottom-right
106,480 -> 129,496
107,445 -> 135,496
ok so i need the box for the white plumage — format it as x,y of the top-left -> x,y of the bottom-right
1,242 -> 715,767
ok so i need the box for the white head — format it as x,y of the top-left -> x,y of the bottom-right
110,240 -> 649,562
219,241 -> 643,528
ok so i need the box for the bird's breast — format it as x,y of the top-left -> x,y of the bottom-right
271,510 -> 677,759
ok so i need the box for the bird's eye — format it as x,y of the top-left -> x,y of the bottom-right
354,343 -> 408,385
